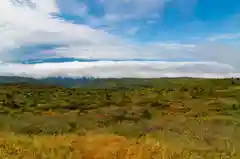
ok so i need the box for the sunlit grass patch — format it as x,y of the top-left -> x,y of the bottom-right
0,133 -> 175,159
0,132 -> 238,159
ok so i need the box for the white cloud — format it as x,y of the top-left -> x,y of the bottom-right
48,42 -> 196,60
193,42 -> 240,69
0,0 -> 200,63
207,33 -> 240,41
47,42 -> 240,73
0,0 -> 240,78
0,0 -> 120,60
0,61 -> 239,78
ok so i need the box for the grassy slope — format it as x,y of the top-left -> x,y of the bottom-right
0,78 -> 239,158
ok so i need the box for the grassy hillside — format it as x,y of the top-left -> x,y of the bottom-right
0,77 -> 239,158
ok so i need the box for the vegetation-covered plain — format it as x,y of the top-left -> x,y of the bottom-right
0,77 -> 240,158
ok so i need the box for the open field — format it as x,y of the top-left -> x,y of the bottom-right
0,78 -> 239,158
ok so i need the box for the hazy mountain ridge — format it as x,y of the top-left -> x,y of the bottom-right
0,76 -> 100,88
0,76 -> 239,89
0,76 -> 193,88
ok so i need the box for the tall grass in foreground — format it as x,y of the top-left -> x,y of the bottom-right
0,133 -> 236,159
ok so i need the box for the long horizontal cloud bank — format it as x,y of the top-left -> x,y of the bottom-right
0,61 -> 240,78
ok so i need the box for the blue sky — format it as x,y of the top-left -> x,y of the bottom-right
0,0 -> 239,78
55,0 -> 240,42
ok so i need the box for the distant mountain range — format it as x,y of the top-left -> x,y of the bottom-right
0,76 -> 237,89
0,76 -> 102,88
0,76 -> 174,88
0,76 -> 149,88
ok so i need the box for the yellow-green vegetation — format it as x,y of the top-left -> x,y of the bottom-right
0,133 -> 236,159
0,78 -> 239,158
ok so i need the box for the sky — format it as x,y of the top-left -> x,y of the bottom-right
0,0 -> 240,78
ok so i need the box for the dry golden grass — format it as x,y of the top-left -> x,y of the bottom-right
0,132 -> 236,159
0,132 -> 182,159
